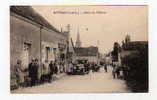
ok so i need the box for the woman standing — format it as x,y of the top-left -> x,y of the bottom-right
14,60 -> 25,88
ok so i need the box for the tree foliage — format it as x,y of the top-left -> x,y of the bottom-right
121,43 -> 148,92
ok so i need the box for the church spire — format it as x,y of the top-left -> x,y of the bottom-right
75,27 -> 81,48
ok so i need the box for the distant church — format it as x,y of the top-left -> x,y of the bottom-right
74,28 -> 99,63
75,28 -> 81,48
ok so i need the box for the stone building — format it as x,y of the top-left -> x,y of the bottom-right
10,6 -> 69,87
75,46 -> 99,63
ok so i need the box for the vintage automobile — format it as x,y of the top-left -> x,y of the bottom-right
72,64 -> 85,75
92,64 -> 101,72
72,59 -> 89,75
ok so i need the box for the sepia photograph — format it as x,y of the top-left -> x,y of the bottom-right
10,5 -> 148,93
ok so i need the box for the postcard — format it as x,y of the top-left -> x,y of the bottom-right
10,5 -> 148,93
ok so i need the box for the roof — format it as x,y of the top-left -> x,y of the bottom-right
123,41 -> 148,51
121,41 -> 148,58
10,6 -> 61,33
120,50 -> 139,58
75,46 -> 98,56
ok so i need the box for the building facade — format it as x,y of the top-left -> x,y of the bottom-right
75,47 -> 99,63
10,6 -> 69,87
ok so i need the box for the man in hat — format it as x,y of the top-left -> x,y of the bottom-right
49,60 -> 54,82
28,58 -> 38,86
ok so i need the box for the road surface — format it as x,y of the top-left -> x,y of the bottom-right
11,66 -> 130,93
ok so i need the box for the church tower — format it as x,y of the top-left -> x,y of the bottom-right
75,28 -> 81,48
125,34 -> 131,43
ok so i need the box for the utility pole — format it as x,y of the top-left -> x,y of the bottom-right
65,24 -> 70,72
97,40 -> 100,64
39,25 -> 43,79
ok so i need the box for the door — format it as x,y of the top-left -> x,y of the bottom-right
45,47 -> 50,61
22,43 -> 31,69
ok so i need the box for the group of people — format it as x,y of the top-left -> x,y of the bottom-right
40,60 -> 60,84
67,61 -> 108,75
111,62 -> 129,80
28,58 -> 39,86
100,61 -> 129,80
14,58 -> 65,88
13,58 -> 129,89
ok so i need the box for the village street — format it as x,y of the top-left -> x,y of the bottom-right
12,66 -> 130,93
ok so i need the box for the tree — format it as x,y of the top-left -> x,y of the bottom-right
111,42 -> 120,62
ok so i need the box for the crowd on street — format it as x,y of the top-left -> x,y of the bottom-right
13,58 -> 130,90
13,58 -> 66,89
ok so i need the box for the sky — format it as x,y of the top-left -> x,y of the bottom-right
32,5 -> 148,53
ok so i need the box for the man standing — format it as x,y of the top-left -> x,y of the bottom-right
28,59 -> 35,86
34,59 -> 39,85
104,63 -> 108,72
112,63 -> 116,79
49,60 -> 54,82
41,60 -> 49,83
54,61 -> 58,74
28,58 -> 39,86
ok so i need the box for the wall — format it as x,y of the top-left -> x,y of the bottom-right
10,12 -> 41,70
10,12 -> 68,87
41,27 -> 68,63
76,56 -> 98,63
